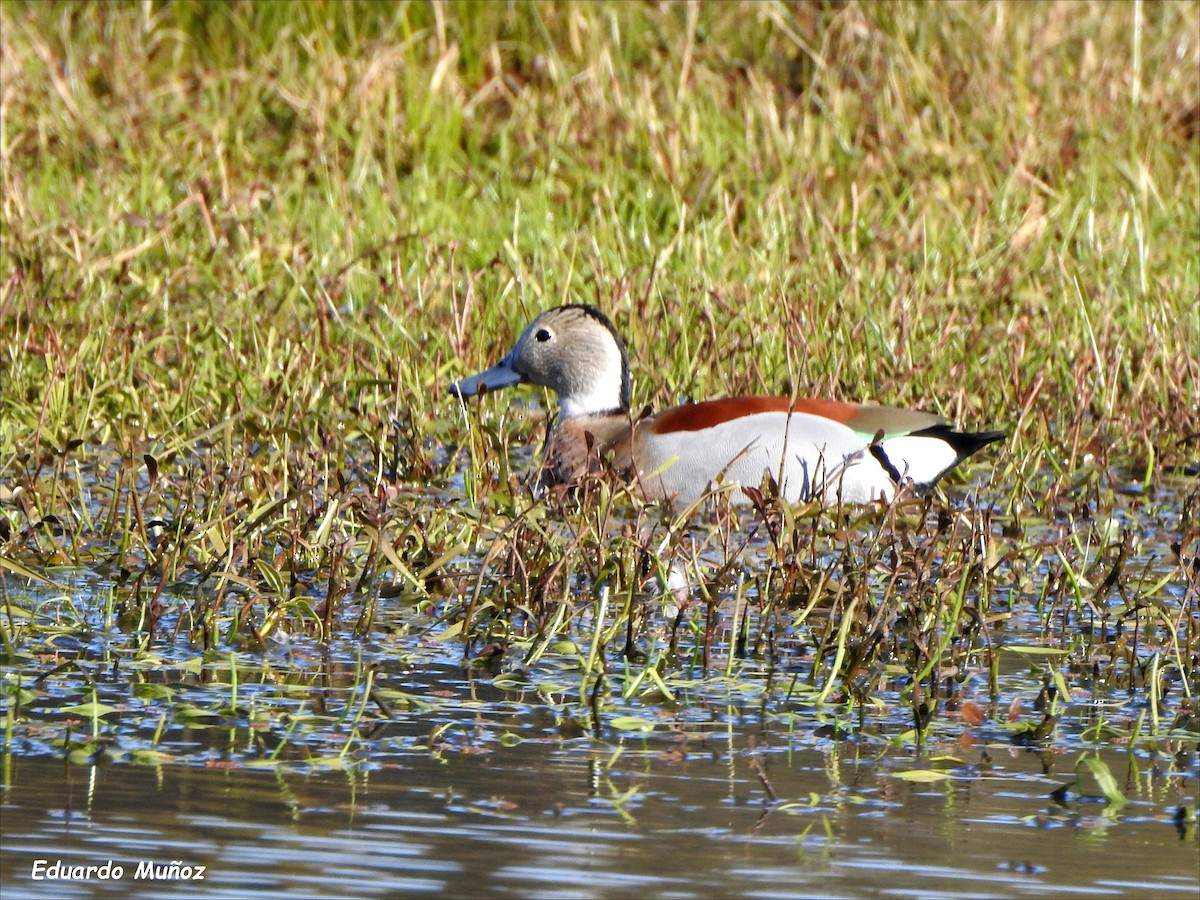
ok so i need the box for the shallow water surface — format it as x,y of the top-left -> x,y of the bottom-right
1,732 -> 1195,899
2,476 -> 1198,898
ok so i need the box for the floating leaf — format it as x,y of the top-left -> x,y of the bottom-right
243,758 -> 287,769
893,769 -> 952,783
61,700 -> 118,718
610,716 -> 656,733
173,704 -> 221,722
0,603 -> 36,621
0,556 -> 65,588
123,654 -> 168,669
1002,645 -> 1070,656
961,700 -> 985,726
131,749 -> 176,765
4,686 -> 36,705
427,620 -> 464,642
133,683 -> 175,702
371,689 -> 429,710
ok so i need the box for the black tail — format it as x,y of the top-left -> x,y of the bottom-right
911,424 -> 1007,465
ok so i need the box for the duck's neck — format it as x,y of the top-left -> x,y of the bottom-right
560,390 -> 628,420
558,352 -> 630,420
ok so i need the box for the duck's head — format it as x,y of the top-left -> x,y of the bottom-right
450,305 -> 631,418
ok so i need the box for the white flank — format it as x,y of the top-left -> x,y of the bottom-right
877,434 -> 960,487
636,411 -> 899,507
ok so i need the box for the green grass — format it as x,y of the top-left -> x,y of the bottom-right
2,0 -> 1196,465
1,1 -> 1197,741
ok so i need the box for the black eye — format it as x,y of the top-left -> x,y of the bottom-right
535,328 -> 552,343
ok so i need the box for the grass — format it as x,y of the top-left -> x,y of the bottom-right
0,0 -> 1198,771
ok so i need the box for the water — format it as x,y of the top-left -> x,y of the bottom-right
1,735 -> 1194,898
2,476 -> 1198,897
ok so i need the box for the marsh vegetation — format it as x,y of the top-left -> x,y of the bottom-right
1,1 -> 1197,895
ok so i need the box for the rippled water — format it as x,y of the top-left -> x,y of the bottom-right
1,733 -> 1195,899
2,479 -> 1198,897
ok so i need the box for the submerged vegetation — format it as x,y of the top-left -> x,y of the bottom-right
0,0 -> 1197,837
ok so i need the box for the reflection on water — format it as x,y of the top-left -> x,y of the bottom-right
2,733 -> 1195,899
2,479 -> 1198,898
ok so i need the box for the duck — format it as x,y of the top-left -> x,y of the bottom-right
451,304 -> 1004,509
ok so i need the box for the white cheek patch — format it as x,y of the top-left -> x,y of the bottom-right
559,339 -> 627,417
